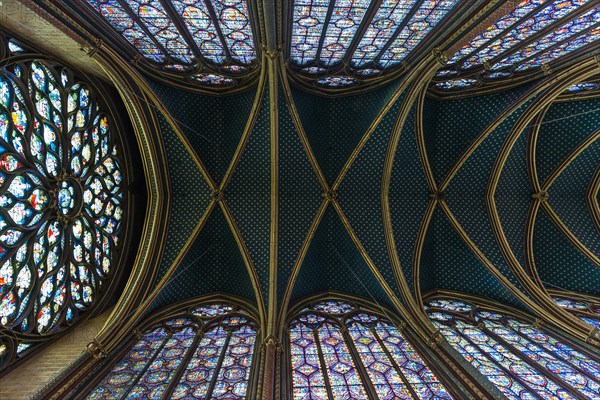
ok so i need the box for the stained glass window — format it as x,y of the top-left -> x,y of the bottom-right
435,1 -> 600,90
288,0 -> 460,87
553,294 -> 600,328
0,37 -> 126,371
290,299 -> 453,399
427,297 -> 600,399
87,302 -> 257,399
82,0 -> 258,87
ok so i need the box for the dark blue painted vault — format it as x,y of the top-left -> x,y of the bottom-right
143,67 -> 600,327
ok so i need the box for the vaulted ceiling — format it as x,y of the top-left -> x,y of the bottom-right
23,0 -> 600,345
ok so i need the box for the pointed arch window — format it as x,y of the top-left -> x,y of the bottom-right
434,1 -> 600,91
288,0 -> 461,88
288,299 -> 454,399
80,0 -> 258,87
87,301 -> 258,399
0,34 -> 128,372
552,293 -> 600,329
426,297 -> 600,399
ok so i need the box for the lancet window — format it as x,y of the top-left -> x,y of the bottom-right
288,298 -> 454,399
81,0 -> 259,87
86,301 -> 258,399
434,1 -> 600,91
427,297 -> 600,399
0,34 -> 127,372
288,0 -> 461,88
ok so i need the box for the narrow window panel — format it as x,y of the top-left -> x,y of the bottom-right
171,0 -> 228,64
428,298 -> 600,399
319,322 -> 367,398
86,0 -> 166,62
319,0 -> 371,66
459,0 -> 592,70
351,0 -> 419,68
210,0 -> 257,65
123,0 -> 195,64
378,0 -> 460,68
291,0 -> 331,66
171,326 -> 228,399
290,324 -> 329,400
210,324 -> 256,399
87,328 -> 169,399
349,322 -> 413,399
491,6 -> 600,71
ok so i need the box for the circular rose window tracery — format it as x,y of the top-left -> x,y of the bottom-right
0,57 -> 125,342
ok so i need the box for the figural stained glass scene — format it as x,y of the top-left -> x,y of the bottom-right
0,36 -> 126,371
2,0 -> 600,398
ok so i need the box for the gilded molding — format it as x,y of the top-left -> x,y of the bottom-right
331,200 -> 428,343
381,55 -> 443,338
587,165 -> 600,233
219,201 -> 268,332
486,59 -> 600,342
277,200 -> 330,337
542,127 -> 600,192
220,59 -> 268,190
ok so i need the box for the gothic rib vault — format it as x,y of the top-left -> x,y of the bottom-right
1,0 -> 600,398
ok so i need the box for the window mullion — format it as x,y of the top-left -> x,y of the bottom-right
314,0 -> 337,64
201,0 -> 234,62
157,0 -> 206,64
511,21 -> 600,71
521,324 -> 600,386
313,328 -> 335,400
124,330 -> 173,395
487,1 -> 600,68
452,1 -> 551,67
205,330 -> 232,399
481,323 -> 588,400
160,327 -> 205,400
114,0 -> 171,58
370,326 -> 420,399
453,324 -> 543,400
373,0 -> 425,65
342,0 -> 384,65
340,326 -> 380,400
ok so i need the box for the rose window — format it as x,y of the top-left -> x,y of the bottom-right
0,59 -> 125,338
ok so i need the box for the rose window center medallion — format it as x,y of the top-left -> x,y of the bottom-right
57,177 -> 82,217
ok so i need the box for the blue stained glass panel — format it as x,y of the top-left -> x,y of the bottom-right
565,82 -> 599,91
128,327 -> 197,398
515,26 -> 600,70
87,303 -> 258,399
491,6 -> 600,71
122,0 -> 195,64
428,299 -> 600,399
319,0 -> 371,66
210,0 -> 257,64
290,0 -> 330,66
449,0 -> 546,64
351,0 -> 419,68
86,0 -> 166,62
378,0 -> 460,68
375,323 -> 453,399
318,322 -> 367,398
313,300 -> 355,314
87,328 -> 168,399
290,323 -> 328,400
172,326 -> 228,399
171,0 -> 227,64
211,325 -> 256,399
349,322 -> 413,399
460,0 -> 591,69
